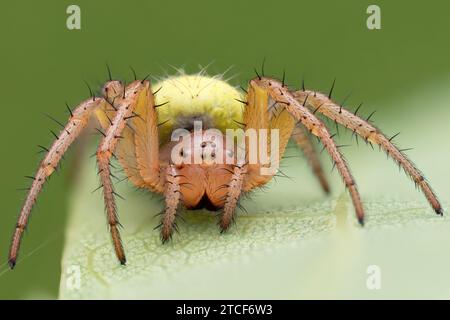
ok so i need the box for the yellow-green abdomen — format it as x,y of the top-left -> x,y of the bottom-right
153,74 -> 244,142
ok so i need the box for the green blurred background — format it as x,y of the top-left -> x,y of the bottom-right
0,0 -> 449,299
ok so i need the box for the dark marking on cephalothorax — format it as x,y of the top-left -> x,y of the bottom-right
174,114 -> 215,131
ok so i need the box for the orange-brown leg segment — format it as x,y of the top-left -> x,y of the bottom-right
291,126 -> 330,194
292,90 -> 443,215
9,97 -> 107,268
242,82 -> 282,191
219,165 -> 247,232
249,77 -> 365,224
159,165 -> 181,242
96,102 -> 146,189
132,83 -> 162,191
96,80 -> 163,193
96,80 -> 154,264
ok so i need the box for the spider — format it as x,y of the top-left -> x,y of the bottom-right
9,67 -> 442,268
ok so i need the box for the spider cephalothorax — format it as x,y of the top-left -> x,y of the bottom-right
9,69 -> 442,268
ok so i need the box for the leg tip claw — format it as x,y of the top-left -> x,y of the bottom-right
8,259 -> 16,270
358,217 -> 365,226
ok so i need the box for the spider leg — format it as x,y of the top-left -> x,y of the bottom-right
160,165 -> 181,242
96,81 -> 163,193
219,165 -> 246,232
9,97 -> 107,268
208,95 -> 253,231
95,80 -> 154,264
292,89 -> 443,215
242,83 -> 296,191
248,77 -> 365,224
291,126 -> 330,194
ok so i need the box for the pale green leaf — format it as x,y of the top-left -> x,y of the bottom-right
59,79 -> 450,299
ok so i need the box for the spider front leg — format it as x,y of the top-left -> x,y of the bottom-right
96,79 -> 163,193
246,77 -> 365,224
95,80 -> 155,264
8,96 -> 108,268
292,89 -> 443,215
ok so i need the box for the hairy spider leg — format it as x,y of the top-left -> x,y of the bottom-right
159,165 -> 182,242
292,89 -> 442,215
96,81 -> 163,192
220,165 -> 246,232
9,96 -> 107,268
291,126 -> 330,194
245,77 -> 365,224
95,80 -> 158,264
